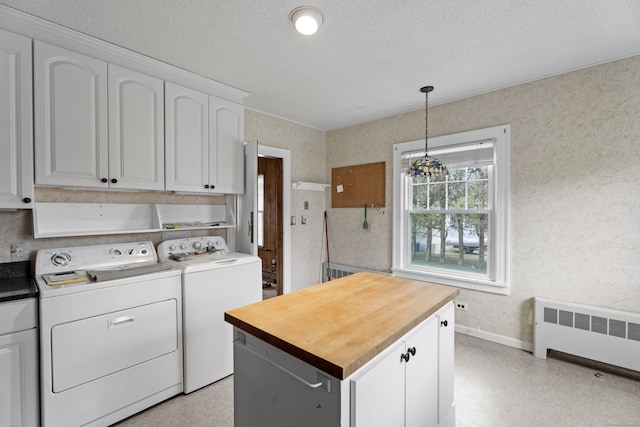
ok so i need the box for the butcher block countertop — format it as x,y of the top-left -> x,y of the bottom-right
225,272 -> 459,379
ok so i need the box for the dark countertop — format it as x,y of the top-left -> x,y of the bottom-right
0,261 -> 38,303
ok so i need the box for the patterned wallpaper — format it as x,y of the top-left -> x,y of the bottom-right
326,55 -> 640,344
1,45 -> 637,345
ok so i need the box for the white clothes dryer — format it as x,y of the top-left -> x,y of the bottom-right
35,241 -> 183,427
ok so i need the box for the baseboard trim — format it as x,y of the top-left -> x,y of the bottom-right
455,324 -> 533,353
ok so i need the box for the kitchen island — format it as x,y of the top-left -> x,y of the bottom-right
225,272 -> 459,427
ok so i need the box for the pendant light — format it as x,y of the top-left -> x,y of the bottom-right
406,86 -> 448,177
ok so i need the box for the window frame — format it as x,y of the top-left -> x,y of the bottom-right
392,125 -> 510,295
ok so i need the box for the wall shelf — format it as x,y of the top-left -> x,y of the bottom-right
291,182 -> 330,191
33,202 -> 234,238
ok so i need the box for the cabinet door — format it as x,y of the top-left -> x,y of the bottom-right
350,340 -> 406,427
405,317 -> 439,427
0,29 -> 33,209
34,41 -> 108,188
438,303 -> 455,425
0,329 -> 39,427
108,64 -> 164,190
165,82 -> 209,193
210,96 -> 244,194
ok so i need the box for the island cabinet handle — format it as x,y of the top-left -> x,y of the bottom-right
441,320 -> 448,327
239,342 -> 327,391
408,347 -> 416,356
400,352 -> 411,363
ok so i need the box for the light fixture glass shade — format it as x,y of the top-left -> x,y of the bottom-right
290,7 -> 323,35
406,155 -> 448,177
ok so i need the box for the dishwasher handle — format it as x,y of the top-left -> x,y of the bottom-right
236,339 -> 331,393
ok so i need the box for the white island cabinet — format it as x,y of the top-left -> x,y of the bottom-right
351,303 -> 455,427
226,272 -> 459,427
34,41 -> 165,190
0,28 -> 33,209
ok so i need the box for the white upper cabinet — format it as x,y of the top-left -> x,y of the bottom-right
166,82 -> 245,194
108,64 -> 164,190
210,96 -> 244,194
34,42 -> 165,190
165,81 -> 210,193
34,41 -> 109,188
0,29 -> 33,209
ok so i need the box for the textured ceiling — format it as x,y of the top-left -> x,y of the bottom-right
2,0 -> 640,130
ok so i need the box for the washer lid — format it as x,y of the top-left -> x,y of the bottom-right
164,252 -> 260,273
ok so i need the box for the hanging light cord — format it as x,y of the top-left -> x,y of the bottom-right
421,85 -> 433,156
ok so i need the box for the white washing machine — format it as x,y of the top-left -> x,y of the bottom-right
35,242 -> 183,427
157,236 -> 261,393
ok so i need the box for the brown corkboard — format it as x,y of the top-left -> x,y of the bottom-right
331,162 -> 385,208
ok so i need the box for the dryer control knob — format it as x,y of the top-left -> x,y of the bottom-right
193,242 -> 202,250
169,245 -> 176,251
179,243 -> 187,250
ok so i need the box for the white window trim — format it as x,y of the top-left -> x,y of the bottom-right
392,124 -> 510,295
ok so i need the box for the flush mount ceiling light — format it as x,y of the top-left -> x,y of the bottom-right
290,6 -> 324,35
406,86 -> 449,178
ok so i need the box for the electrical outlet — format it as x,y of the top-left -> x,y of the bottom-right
455,301 -> 468,311
10,243 -> 27,259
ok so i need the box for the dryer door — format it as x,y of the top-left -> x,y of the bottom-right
51,299 -> 178,392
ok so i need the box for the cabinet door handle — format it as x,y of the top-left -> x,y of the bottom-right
101,178 -> 108,183
204,184 -> 209,189
407,347 -> 416,356
111,178 -> 118,184
22,197 -> 31,203
400,352 -> 411,363
441,320 -> 448,327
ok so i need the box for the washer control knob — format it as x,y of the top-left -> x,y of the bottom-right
193,241 -> 202,250
128,249 -> 136,255
50,253 -> 71,267
111,249 -> 122,256
179,243 -> 187,250
140,248 -> 148,255
169,245 -> 176,251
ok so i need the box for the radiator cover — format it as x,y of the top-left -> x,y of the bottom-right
533,297 -> 640,372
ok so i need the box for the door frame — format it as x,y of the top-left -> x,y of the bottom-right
258,145 -> 291,295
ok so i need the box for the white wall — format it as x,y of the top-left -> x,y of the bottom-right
326,55 -> 640,344
245,109 -> 327,291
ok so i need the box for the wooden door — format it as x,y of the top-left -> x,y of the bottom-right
258,156 -> 283,295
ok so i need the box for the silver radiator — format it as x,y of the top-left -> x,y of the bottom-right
533,297 -> 640,372
321,262 -> 387,283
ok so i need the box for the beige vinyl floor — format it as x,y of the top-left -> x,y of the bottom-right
114,333 -> 640,427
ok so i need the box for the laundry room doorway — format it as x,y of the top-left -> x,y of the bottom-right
258,156 -> 282,297
257,145 -> 291,297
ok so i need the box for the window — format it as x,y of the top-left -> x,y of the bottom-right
392,125 -> 510,294
257,174 -> 264,247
